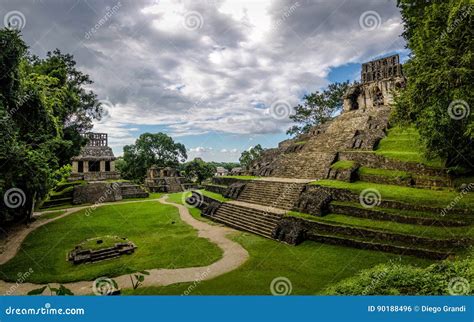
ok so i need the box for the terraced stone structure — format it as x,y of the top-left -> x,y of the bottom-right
68,236 -> 136,265
145,166 -> 193,192
190,54 -> 473,259
69,133 -> 120,181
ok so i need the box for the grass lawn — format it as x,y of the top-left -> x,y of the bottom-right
120,192 -> 432,295
0,201 -> 222,283
313,180 -> 474,209
220,175 -> 260,180
124,232 -> 432,295
358,167 -> 411,179
374,126 -> 444,168
331,160 -> 356,170
36,192 -> 164,212
37,210 -> 66,220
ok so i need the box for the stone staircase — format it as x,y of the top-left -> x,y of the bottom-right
237,181 -> 305,210
209,202 -> 283,239
119,183 -> 149,199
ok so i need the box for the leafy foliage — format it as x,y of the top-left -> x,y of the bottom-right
287,81 -> 349,136
0,29 -> 102,224
120,133 -> 187,182
394,0 -> 473,167
239,144 -> 263,170
130,271 -> 150,290
326,255 -> 473,295
183,158 -> 216,183
27,284 -> 74,296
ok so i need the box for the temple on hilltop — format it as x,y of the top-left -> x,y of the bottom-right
343,54 -> 405,111
69,133 -> 121,181
248,54 -> 406,179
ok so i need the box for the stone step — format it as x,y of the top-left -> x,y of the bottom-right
310,232 -> 452,260
212,215 -> 275,238
328,202 -> 469,227
216,208 -> 280,228
237,181 -> 304,210
214,211 -> 276,235
211,203 -> 281,239
305,219 -> 466,251
220,203 -> 282,223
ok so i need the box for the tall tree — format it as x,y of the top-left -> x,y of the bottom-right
183,158 -> 216,184
395,0 -> 473,168
0,29 -> 103,225
121,133 -> 187,181
287,81 -> 349,136
239,144 -> 263,170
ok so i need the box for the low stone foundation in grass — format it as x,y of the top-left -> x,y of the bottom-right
68,236 -> 136,265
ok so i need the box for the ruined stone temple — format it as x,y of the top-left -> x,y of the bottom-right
69,133 -> 120,181
248,54 -> 405,179
191,54 -> 470,260
145,166 -> 193,192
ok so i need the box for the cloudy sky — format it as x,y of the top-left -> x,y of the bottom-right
1,0 -> 408,161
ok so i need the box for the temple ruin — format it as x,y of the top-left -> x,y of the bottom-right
69,133 -> 120,181
343,54 -> 405,112
145,166 -> 193,192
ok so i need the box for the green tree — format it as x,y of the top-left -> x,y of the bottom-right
121,133 -> 187,182
183,158 -> 216,183
395,0 -> 473,168
287,81 -> 349,136
239,144 -> 263,170
0,29 -> 102,225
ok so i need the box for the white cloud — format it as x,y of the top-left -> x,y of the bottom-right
10,0 -> 406,158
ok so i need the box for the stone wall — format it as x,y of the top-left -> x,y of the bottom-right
338,152 -> 447,177
72,182 -> 122,204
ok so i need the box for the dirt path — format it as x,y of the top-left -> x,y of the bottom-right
0,196 -> 248,295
